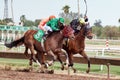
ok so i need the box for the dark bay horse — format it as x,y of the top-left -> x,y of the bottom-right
63,23 -> 93,73
5,26 -> 75,71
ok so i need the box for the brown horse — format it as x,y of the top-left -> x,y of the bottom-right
5,25 -> 75,71
63,23 -> 93,73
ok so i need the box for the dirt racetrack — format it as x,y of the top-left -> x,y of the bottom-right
0,69 -> 119,80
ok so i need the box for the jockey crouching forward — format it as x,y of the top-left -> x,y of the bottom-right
34,17 -> 65,42
70,16 -> 89,34
70,18 -> 80,33
46,17 -> 65,33
34,15 -> 55,42
43,17 -> 65,40
38,15 -> 56,33
63,17 -> 89,46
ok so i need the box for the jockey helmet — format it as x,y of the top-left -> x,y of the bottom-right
49,15 -> 56,20
59,18 -> 64,24
79,18 -> 85,24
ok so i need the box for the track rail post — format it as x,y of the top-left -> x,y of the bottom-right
106,63 -> 110,80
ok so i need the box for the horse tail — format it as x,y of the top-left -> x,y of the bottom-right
4,36 -> 24,48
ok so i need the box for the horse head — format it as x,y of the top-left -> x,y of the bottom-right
62,25 -> 75,39
81,22 -> 93,39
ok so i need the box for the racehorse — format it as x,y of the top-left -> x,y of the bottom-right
63,23 -> 93,73
5,25 -> 75,71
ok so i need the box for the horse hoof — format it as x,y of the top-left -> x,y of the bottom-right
73,69 -> 76,73
40,70 -> 45,73
61,67 -> 64,70
29,66 -> 33,71
86,70 -> 90,73
48,70 -> 54,74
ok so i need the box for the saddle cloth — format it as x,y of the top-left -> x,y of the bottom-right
34,30 -> 45,42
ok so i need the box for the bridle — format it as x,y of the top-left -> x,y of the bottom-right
80,23 -> 91,37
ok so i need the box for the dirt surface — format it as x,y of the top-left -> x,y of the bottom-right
0,69 -> 119,80
0,52 -> 119,80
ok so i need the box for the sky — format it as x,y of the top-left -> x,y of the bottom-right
0,0 -> 120,26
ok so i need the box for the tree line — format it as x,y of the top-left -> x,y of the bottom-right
92,19 -> 120,39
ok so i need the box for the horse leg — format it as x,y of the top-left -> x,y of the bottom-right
29,45 -> 37,71
57,49 -> 70,70
29,53 -> 33,71
36,52 -> 48,73
61,49 -> 69,69
68,53 -> 76,73
24,47 -> 29,58
56,53 -> 65,70
36,52 -> 49,68
80,51 -> 90,73
47,50 -> 57,66
54,48 -> 67,70
35,52 -> 42,67
29,53 -> 33,66
29,45 -> 37,62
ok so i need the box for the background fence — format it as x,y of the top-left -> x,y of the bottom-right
0,39 -> 120,79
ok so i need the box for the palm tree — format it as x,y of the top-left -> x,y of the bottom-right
62,5 -> 70,18
20,15 -> 26,26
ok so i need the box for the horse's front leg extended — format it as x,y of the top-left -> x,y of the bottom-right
47,50 -> 57,66
55,48 -> 68,70
80,51 -> 90,73
36,52 -> 48,73
61,49 -> 69,68
56,53 -> 65,70
68,53 -> 76,73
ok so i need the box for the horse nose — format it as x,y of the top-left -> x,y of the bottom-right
87,36 -> 93,39
87,35 -> 93,39
87,33 -> 93,39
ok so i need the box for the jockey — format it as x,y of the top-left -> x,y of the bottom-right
70,17 -> 87,33
34,15 -> 56,42
70,18 -> 80,33
35,16 -> 64,42
38,15 -> 56,31
46,17 -> 65,33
